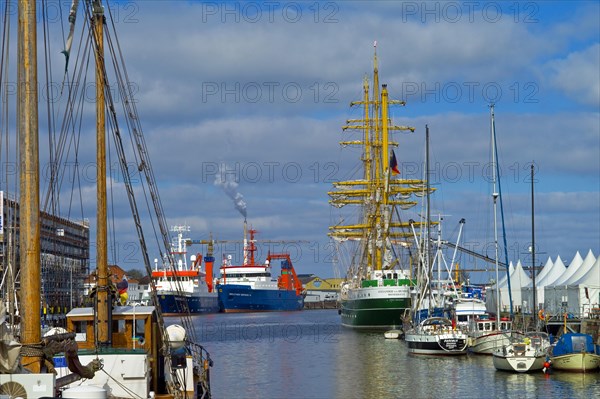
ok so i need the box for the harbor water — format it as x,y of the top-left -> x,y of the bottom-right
177,310 -> 600,398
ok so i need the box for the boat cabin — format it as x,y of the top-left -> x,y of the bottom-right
470,317 -> 513,333
360,269 -> 414,288
66,305 -> 155,351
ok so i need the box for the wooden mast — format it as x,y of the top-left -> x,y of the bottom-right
92,0 -> 110,345
19,0 -> 42,373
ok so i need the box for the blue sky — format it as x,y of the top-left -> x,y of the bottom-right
2,1 -> 598,283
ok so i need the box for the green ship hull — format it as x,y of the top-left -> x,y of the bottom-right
340,296 -> 411,329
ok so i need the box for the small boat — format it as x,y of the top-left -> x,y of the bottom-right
549,332 -> 600,372
451,292 -> 508,354
404,317 -> 469,355
474,105 -> 526,357
468,316 -> 522,355
454,295 -> 487,328
384,330 -> 403,339
216,221 -> 305,312
493,331 -> 550,373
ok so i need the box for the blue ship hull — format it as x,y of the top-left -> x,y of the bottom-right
217,284 -> 304,312
157,293 -> 219,314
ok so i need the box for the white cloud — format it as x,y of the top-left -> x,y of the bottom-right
544,43 -> 600,107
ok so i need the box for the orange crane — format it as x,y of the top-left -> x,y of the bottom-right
267,253 -> 305,296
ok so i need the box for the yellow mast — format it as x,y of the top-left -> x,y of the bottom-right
371,44 -> 381,270
19,0 -> 42,373
378,84 -> 391,269
362,76 -> 371,182
329,44 -> 426,279
381,85 -> 390,183
92,0 -> 110,345
372,43 -> 381,189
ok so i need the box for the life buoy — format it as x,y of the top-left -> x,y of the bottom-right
538,309 -> 547,321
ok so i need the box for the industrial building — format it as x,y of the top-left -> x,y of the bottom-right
0,192 -> 89,326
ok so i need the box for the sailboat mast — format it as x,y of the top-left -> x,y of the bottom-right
531,163 -> 536,316
490,105 -> 502,323
92,0 -> 110,345
490,105 -> 514,318
425,125 -> 432,309
18,0 -> 42,373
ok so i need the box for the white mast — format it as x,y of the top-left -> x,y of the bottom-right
490,104 -> 501,328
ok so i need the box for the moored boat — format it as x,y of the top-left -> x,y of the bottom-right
384,329 -> 403,339
453,285 -> 487,328
452,289 -> 518,355
331,43 -> 426,330
54,305 -> 211,398
404,317 -> 468,356
472,105 -> 525,356
340,271 -> 413,329
549,332 -> 600,372
216,221 -> 305,312
492,331 -> 550,373
468,316 -> 522,355
150,226 -> 219,315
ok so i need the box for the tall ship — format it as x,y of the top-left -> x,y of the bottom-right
151,225 -> 219,314
330,43 -> 430,329
216,221 -> 305,312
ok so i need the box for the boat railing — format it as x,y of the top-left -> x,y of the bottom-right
187,340 -> 213,397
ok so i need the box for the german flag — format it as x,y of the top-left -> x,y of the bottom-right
390,150 -> 400,175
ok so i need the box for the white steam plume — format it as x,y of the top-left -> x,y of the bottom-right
214,163 -> 247,218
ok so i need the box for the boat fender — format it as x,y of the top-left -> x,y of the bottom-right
166,324 -> 187,349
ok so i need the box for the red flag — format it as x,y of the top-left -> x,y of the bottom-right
390,150 -> 400,175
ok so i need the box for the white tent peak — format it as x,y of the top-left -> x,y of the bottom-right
554,251 -> 584,286
528,256 -> 554,288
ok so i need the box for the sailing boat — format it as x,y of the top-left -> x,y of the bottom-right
1,1 -> 212,397
403,126 -> 469,356
486,106 -> 551,370
470,105 -> 522,355
492,330 -> 550,372
330,43 -> 427,330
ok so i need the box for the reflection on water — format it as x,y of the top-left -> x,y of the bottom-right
178,310 -> 600,399
548,371 -> 600,398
